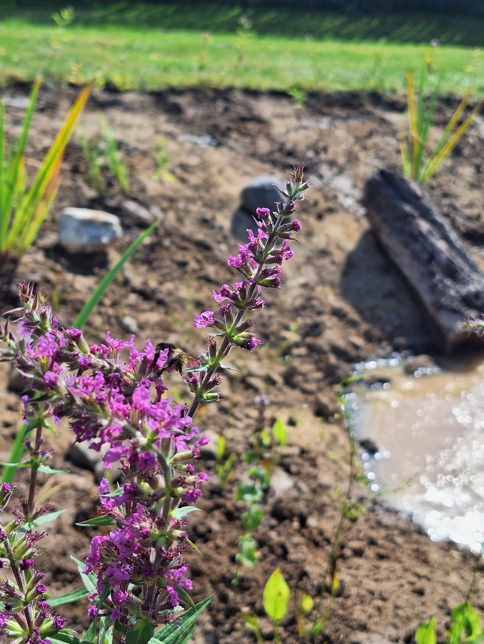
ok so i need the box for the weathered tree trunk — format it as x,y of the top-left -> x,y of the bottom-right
362,169 -> 484,353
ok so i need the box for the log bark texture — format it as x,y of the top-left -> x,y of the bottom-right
363,169 -> 484,353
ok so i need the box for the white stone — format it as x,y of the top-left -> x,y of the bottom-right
58,208 -> 122,253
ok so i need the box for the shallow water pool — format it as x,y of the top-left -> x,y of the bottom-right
351,355 -> 484,551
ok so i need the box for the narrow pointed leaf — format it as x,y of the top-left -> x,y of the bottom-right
150,597 -> 212,643
47,588 -> 89,608
73,221 -> 158,329
76,516 -> 116,528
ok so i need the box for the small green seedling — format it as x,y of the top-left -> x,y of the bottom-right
263,568 -> 290,644
99,114 -> 130,194
235,534 -> 258,570
80,134 -> 103,195
416,603 -> 483,644
289,87 -> 307,108
215,435 -> 236,489
296,593 -> 314,637
152,138 -> 175,183
242,614 -> 264,644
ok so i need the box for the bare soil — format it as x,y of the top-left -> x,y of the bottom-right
2,86 -> 484,644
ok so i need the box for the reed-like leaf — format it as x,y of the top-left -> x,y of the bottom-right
73,221 -> 159,329
1,82 -> 90,259
421,99 -> 483,182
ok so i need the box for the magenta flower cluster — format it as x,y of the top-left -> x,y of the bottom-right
0,166 -> 309,644
0,283 -> 208,630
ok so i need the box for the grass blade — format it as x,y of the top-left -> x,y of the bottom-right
6,83 -> 91,254
1,420 -> 36,484
73,221 -> 159,329
421,99 -> 483,182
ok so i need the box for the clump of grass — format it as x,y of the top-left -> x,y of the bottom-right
0,80 -> 90,267
99,114 -> 130,194
80,133 -> 103,195
400,58 -> 483,183
152,138 -> 176,182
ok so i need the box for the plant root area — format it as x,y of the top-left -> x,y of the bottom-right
2,87 -> 484,644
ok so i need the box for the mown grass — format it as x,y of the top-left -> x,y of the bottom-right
0,11 -> 484,95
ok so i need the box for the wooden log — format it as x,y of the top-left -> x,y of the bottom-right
362,169 -> 484,353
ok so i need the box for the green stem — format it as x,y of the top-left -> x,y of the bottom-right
465,547 -> 483,604
311,395 -> 356,640
273,620 -> 281,644
28,424 -> 43,518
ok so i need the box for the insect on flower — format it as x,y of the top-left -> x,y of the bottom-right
155,342 -> 200,376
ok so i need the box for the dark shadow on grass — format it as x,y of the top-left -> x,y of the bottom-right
3,2 -> 484,47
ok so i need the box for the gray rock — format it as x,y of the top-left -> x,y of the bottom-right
58,208 -> 122,254
230,207 -> 258,241
122,316 -> 139,334
7,366 -> 27,394
241,174 -> 285,216
119,199 -> 156,226
94,460 -> 123,484
199,430 -> 219,461
3,97 -> 31,110
67,442 -> 101,471
270,468 -> 294,497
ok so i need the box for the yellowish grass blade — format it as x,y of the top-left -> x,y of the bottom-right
421,99 -> 483,182
6,84 -> 91,251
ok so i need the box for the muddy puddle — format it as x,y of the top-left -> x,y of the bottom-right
351,354 -> 484,552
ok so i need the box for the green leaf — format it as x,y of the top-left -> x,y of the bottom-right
31,510 -> 65,527
71,556 -> 97,594
235,483 -> 263,506
272,419 -> 287,447
175,584 -> 196,610
37,464 -> 69,475
126,622 -> 154,644
47,633 -> 93,644
263,568 -> 290,623
241,506 -> 264,532
215,435 -> 226,460
171,506 -> 200,520
260,429 -> 271,448
85,616 -> 98,643
73,221 -> 159,329
236,534 -> 258,568
98,618 -> 110,644
76,516 -> 116,528
150,596 -> 212,644
100,487 -> 124,498
47,588 -> 89,608
415,617 -> 436,644
448,603 -> 484,644
242,615 -> 260,632
300,593 -> 313,614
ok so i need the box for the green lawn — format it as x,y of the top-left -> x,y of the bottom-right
1,11 -> 483,95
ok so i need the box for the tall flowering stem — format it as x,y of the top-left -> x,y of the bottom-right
0,167 -> 309,644
188,166 -> 309,417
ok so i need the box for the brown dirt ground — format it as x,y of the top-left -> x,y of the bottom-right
2,86 -> 484,644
